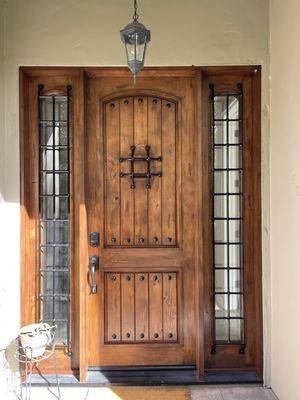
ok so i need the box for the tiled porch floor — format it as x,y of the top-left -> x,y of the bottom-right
8,385 -> 278,400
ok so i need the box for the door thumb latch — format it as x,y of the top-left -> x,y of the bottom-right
88,255 -> 99,294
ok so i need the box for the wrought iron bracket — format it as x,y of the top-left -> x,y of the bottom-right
119,145 -> 162,189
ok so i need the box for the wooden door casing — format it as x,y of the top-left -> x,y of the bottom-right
86,75 -> 197,366
19,66 -> 262,381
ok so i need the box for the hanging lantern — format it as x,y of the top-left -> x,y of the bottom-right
120,0 -> 151,83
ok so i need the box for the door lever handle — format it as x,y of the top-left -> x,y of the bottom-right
88,255 -> 99,294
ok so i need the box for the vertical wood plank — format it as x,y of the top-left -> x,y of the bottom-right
105,100 -> 120,245
106,273 -> 121,341
134,96 -> 148,245
120,97 -> 134,245
121,273 -> 135,341
149,272 -> 163,341
135,272 -> 149,341
148,97 -> 162,245
163,272 -> 178,341
162,100 -> 176,245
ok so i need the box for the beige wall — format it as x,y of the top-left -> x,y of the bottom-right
0,0 -> 270,396
270,1 -> 300,399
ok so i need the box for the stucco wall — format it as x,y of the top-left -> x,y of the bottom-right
270,1 -> 300,399
0,0 -> 270,396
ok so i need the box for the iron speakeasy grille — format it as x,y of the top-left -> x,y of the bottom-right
38,85 -> 72,354
210,83 -> 245,354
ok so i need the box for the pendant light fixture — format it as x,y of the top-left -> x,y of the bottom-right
120,0 -> 151,83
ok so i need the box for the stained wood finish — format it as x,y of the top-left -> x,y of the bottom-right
20,66 -> 262,381
104,95 -> 178,247
86,73 -> 194,367
201,68 -> 262,377
104,272 -> 178,344
19,68 -> 87,379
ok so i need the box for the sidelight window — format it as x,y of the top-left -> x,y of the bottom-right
37,85 -> 72,352
210,84 -> 244,348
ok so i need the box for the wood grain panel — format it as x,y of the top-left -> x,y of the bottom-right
105,100 -> 120,246
163,272 -> 178,341
105,273 -> 121,342
135,272 -> 149,341
134,96 -> 148,245
121,273 -> 135,342
148,97 -> 162,245
149,273 -> 163,341
162,100 -> 176,246
120,97 -> 134,245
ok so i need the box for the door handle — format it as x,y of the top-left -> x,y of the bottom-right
88,255 -> 99,294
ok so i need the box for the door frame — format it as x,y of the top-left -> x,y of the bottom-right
19,66 -> 262,382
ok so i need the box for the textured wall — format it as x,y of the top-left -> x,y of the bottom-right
270,1 -> 300,399
0,0 -> 270,396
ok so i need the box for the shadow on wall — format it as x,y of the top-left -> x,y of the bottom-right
0,340 -> 21,398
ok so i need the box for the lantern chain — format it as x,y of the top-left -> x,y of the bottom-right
133,0 -> 139,21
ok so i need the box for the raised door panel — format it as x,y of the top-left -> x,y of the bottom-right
104,271 -> 179,344
104,95 -> 179,248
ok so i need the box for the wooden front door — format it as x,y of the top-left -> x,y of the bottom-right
85,71 -> 199,367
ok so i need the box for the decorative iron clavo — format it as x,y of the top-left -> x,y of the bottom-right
119,145 -> 162,189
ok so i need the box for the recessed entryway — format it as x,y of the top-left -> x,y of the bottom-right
19,66 -> 262,383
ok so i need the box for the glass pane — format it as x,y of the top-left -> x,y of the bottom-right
215,270 -> 228,292
39,92 -> 70,347
214,146 -> 227,168
229,220 -> 241,242
54,272 -> 69,294
40,221 -> 54,245
214,96 -> 227,120
212,87 -> 244,345
214,245 -> 227,268
216,319 -> 229,342
228,121 -> 241,144
40,246 -> 54,270
230,319 -> 243,341
215,294 -> 228,317
55,322 -> 68,344
55,173 -> 69,195
55,221 -> 69,244
40,149 -> 53,171
228,96 -> 239,119
228,145 -> 242,168
229,245 -> 242,268
214,121 -> 226,144
214,220 -> 227,243
54,246 -> 69,269
214,171 -> 227,193
229,171 -> 242,193
55,197 -> 69,219
230,294 -> 242,317
55,298 -> 69,320
40,123 -> 53,145
40,197 -> 54,220
229,270 -> 242,292
40,173 -> 53,195
41,298 -> 53,321
58,123 -> 68,145
229,195 -> 242,218
55,97 -> 68,121
40,97 -> 53,121
55,150 -> 68,171
214,195 -> 227,218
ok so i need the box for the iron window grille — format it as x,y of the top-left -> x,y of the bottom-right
37,84 -> 72,355
210,83 -> 245,355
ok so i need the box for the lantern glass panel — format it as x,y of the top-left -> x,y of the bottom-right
125,39 -> 145,62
